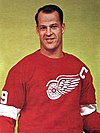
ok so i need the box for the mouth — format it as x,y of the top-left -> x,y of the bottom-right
45,38 -> 55,43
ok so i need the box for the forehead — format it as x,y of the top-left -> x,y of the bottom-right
37,11 -> 61,25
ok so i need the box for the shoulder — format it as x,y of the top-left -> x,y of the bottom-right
8,50 -> 39,76
64,53 -> 91,76
64,53 -> 86,66
17,50 -> 39,65
13,50 -> 38,68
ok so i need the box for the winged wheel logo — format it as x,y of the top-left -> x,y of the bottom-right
46,75 -> 80,100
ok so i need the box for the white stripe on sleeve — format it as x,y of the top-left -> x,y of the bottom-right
80,104 -> 97,116
0,104 -> 21,120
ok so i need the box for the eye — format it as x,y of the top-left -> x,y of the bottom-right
39,26 -> 46,31
51,25 -> 58,29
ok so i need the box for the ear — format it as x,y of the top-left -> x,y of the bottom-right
62,23 -> 65,34
36,26 -> 39,35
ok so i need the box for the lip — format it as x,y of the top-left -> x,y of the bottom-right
46,38 -> 55,40
45,38 -> 55,43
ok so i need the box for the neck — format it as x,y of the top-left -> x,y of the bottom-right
40,49 -> 64,59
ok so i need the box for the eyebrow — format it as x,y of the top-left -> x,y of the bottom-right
39,23 -> 58,27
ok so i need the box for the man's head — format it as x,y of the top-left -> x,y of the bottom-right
35,5 -> 65,57
35,4 -> 63,26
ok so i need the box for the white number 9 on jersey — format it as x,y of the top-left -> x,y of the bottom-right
1,91 -> 8,104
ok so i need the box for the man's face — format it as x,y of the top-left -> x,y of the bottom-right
36,11 -> 65,53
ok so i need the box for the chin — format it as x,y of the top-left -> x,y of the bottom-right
45,46 -> 59,52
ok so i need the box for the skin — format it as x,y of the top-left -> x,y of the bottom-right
36,11 -> 65,59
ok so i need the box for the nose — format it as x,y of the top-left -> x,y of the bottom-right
46,27 -> 52,36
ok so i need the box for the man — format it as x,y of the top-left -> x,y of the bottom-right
0,4 -> 100,133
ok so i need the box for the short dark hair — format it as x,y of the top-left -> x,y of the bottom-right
35,4 -> 63,26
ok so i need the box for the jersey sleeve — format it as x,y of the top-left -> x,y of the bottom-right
0,64 -> 25,132
83,111 -> 100,133
80,67 -> 100,132
80,68 -> 97,116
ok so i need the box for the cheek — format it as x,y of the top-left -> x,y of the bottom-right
38,32 -> 44,39
39,33 -> 46,43
55,29 -> 62,35
56,31 -> 62,39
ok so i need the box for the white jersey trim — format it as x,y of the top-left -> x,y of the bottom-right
0,104 -> 21,120
80,104 -> 97,116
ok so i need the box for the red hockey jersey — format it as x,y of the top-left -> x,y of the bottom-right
0,50 -> 98,133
